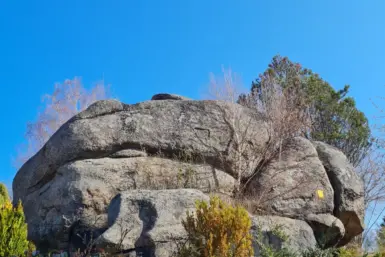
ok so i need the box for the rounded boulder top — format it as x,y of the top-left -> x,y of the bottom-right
151,93 -> 191,101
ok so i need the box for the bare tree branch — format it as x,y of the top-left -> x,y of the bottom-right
13,77 -> 112,169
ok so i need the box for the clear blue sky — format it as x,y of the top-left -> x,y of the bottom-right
1,0 -> 385,231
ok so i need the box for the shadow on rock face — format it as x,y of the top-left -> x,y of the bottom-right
108,194 -> 122,226
134,200 -> 158,257
68,220 -> 109,253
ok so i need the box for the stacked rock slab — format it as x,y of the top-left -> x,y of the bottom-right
12,94 -> 364,255
312,141 -> 365,246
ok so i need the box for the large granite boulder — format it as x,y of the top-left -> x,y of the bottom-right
245,137 -> 335,218
14,98 -> 268,200
13,97 -> 268,250
312,141 -> 365,246
96,189 -> 209,256
96,190 -> 317,256
12,94 -> 365,253
29,156 -> 235,250
251,216 -> 317,255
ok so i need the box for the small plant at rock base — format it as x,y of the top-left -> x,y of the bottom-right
177,166 -> 198,188
0,183 -> 30,257
336,246 -> 361,257
177,196 -> 254,257
261,248 -> 297,257
300,247 -> 338,257
252,223 -> 296,257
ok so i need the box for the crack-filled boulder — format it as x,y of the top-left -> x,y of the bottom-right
12,95 -> 365,254
245,137 -> 335,218
312,141 -> 365,246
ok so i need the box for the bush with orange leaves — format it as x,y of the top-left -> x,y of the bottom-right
177,196 -> 254,257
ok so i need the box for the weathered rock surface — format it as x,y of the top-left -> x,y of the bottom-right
65,157 -> 235,194
14,99 -> 268,201
246,137 -> 334,217
13,98 -> 268,249
12,96 -> 365,253
251,216 -> 317,255
17,157 -> 235,250
97,190 -> 317,256
151,93 -> 191,101
108,149 -> 148,158
96,189 -> 209,256
305,214 -> 345,248
96,190 -> 317,256
312,141 -> 365,245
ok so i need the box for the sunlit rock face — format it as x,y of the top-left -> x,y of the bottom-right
13,94 -> 364,254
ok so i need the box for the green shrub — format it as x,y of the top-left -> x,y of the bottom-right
300,247 -> 338,257
251,222 -> 296,257
0,183 -> 30,257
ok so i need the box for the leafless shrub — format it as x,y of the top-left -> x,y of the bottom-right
204,67 -> 312,205
353,138 -> 385,249
205,66 -> 247,104
62,207 -> 130,256
238,68 -> 312,153
356,148 -> 385,210
205,67 -> 267,194
358,94 -> 385,250
14,77 -> 112,168
62,208 -> 106,256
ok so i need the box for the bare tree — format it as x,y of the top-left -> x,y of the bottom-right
364,96 -> 385,208
14,77 -> 112,168
356,143 -> 385,251
356,148 -> 385,210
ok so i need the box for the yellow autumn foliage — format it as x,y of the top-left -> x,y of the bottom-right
178,196 -> 254,257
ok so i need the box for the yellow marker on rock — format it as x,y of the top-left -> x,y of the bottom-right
316,189 -> 324,199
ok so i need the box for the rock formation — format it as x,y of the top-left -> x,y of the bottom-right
12,94 -> 365,255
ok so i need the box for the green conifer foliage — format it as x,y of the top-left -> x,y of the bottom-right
0,184 -> 9,206
239,55 -> 372,167
0,183 -> 29,257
